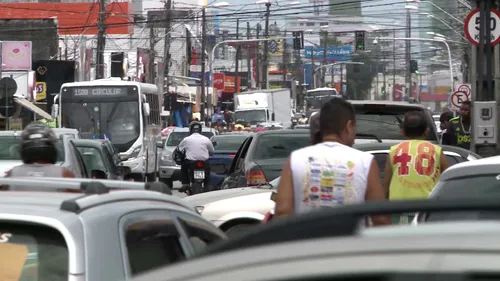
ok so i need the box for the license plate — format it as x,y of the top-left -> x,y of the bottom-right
194,170 -> 205,179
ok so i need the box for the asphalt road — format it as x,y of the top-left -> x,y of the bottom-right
171,181 -> 187,198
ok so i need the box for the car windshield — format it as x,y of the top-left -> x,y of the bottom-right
354,106 -> 436,141
423,174 -> 500,221
166,131 -> 215,147
0,222 -> 69,281
0,137 -> 65,162
253,134 -> 310,160
213,136 -> 247,151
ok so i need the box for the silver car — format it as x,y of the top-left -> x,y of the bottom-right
0,131 -> 87,178
158,127 -> 217,187
0,177 -> 226,281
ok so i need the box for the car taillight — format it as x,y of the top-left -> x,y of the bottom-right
195,161 -> 204,168
229,154 -> 236,157
247,170 -> 267,186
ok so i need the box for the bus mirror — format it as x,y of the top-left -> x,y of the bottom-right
51,104 -> 59,119
143,103 -> 150,116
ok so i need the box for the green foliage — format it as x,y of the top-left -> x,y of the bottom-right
345,52 -> 377,100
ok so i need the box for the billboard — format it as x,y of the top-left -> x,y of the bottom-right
2,41 -> 32,71
304,46 -> 353,61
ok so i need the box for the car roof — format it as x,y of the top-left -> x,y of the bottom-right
348,100 -> 427,109
72,139 -> 104,147
172,127 -> 215,132
256,129 -> 308,136
132,222 -> 500,281
440,155 -> 500,180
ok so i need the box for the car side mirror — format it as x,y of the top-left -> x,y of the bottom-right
212,141 -> 217,147
116,166 -> 131,176
156,141 -> 163,148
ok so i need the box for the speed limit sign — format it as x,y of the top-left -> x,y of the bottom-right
464,8 -> 500,46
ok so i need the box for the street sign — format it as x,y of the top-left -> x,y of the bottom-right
464,8 -> 500,47
451,91 -> 470,109
456,83 -> 471,96
213,73 -> 225,90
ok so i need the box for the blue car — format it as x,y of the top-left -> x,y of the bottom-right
209,133 -> 250,189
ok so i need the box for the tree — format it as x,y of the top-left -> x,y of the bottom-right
345,52 -> 377,100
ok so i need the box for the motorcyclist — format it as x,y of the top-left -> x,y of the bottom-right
4,122 -> 76,179
178,121 -> 214,193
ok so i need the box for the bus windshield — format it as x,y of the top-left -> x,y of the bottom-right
306,89 -> 341,109
59,86 -> 140,152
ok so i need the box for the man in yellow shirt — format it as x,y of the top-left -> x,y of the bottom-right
383,111 -> 450,224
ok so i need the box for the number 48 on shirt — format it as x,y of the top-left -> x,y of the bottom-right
393,142 -> 436,176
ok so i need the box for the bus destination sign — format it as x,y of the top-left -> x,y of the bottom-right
63,86 -> 137,100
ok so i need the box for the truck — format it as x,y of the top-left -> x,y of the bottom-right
234,88 -> 293,128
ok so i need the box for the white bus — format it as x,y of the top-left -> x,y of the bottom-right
53,79 -> 161,181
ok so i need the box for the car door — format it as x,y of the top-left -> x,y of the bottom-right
69,140 -> 88,178
119,210 -> 192,278
171,211 -> 227,257
223,137 -> 253,189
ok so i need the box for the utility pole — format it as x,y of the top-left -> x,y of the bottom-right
162,0 -> 172,124
262,2 -> 271,89
247,22 -> 252,89
148,25 -> 156,84
234,18 -> 240,93
322,31 -> 327,87
256,24 -> 261,89
405,9 -> 412,100
282,31 -> 287,85
96,0 -> 107,79
200,7 -> 207,120
392,29 -> 396,101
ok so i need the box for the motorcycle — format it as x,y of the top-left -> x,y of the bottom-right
186,160 -> 209,195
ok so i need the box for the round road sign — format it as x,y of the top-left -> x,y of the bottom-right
464,8 -> 500,47
457,84 -> 471,95
451,91 -> 469,108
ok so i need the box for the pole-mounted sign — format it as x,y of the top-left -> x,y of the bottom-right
464,8 -> 500,46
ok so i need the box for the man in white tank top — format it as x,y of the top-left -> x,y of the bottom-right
275,98 -> 390,226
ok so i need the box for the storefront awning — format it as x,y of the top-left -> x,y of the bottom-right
14,97 -> 53,120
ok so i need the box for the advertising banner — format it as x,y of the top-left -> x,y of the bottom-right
2,41 -> 32,71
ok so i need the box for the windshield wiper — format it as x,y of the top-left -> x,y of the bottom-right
106,102 -> 121,123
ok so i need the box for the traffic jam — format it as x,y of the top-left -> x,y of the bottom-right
0,78 -> 497,281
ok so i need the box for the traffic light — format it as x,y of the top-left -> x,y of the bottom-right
355,31 -> 365,51
410,60 -> 419,74
292,31 -> 304,50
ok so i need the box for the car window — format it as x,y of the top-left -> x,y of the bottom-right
0,222 -> 68,281
166,132 -> 214,147
0,137 -> 65,162
124,217 -> 186,276
174,212 -> 225,254
213,136 -> 247,151
354,106 -> 436,141
76,147 -> 107,174
253,134 -> 309,160
424,174 -> 500,222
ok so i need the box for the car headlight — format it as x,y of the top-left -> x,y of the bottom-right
161,154 -> 172,161
195,206 -> 204,214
